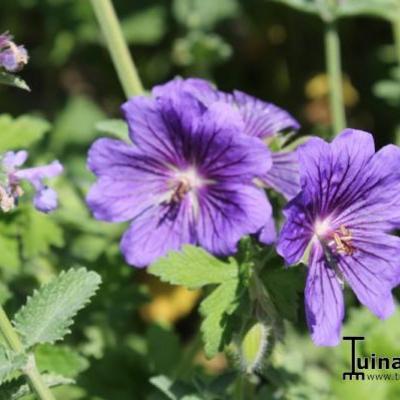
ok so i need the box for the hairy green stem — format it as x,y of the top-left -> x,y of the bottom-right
324,20 -> 346,135
90,0 -> 144,98
0,306 -> 56,400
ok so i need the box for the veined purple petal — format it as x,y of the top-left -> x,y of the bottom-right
338,232 -> 400,319
197,183 -> 272,255
262,151 -> 300,200
121,199 -> 196,267
305,245 -> 344,346
231,90 -> 300,138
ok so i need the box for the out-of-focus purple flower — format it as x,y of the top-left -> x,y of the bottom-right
0,151 -> 63,213
87,91 -> 273,267
0,32 -> 28,73
277,129 -> 400,346
153,77 -> 301,200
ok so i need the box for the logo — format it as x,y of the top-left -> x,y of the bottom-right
342,336 -> 400,381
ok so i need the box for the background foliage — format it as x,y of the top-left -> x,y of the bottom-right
1,0 -> 400,399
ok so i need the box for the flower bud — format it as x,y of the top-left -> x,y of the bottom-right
239,322 -> 270,374
0,33 -> 28,72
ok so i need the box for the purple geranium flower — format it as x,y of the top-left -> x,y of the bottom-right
0,32 -> 28,73
153,77 -> 301,200
1,151 -> 63,213
87,91 -> 273,267
277,129 -> 400,346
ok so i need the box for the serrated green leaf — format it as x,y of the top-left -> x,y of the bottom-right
14,268 -> 101,348
95,119 -> 129,142
149,245 -> 238,289
0,114 -> 50,152
0,347 -> 26,384
0,72 -> 30,91
200,278 -> 239,358
19,206 -> 64,259
0,374 -> 74,400
35,344 -> 89,378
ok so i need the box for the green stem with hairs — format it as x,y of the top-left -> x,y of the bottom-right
0,306 -> 56,400
90,0 -> 144,98
324,19 -> 346,135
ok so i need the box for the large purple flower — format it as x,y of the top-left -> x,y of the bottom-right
87,92 -> 273,267
0,151 -> 63,213
153,77 -> 301,200
277,129 -> 400,346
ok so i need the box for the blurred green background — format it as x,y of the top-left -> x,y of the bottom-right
2,0 -> 400,399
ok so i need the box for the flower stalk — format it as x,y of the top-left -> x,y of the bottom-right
89,0 -> 144,98
0,305 -> 56,400
324,19 -> 346,135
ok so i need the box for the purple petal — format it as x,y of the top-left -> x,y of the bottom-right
262,151 -> 300,200
34,187 -> 58,213
120,200 -> 196,267
152,77 -> 218,105
197,101 -> 272,181
258,216 -> 277,244
87,138 -> 169,223
305,245 -> 345,346
277,192 -> 314,264
197,184 -> 272,255
2,150 -> 28,170
231,90 -> 300,138
338,232 -> 400,319
15,160 -> 63,186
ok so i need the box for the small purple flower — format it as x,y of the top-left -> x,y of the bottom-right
1,151 -> 63,213
87,92 -> 273,267
277,129 -> 400,346
153,77 -> 301,200
0,32 -> 28,73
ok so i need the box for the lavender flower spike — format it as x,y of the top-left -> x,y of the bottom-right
1,151 -> 63,213
277,129 -> 400,346
87,92 -> 273,267
153,77 -> 301,200
0,32 -> 28,72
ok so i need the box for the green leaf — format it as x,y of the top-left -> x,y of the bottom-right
148,245 -> 238,289
19,207 -> 64,259
96,119 -> 129,142
147,325 -> 181,375
0,374 -> 74,400
200,278 -> 240,358
337,0 -> 397,21
35,344 -> 89,378
0,72 -> 30,91
0,347 -> 26,384
263,267 -> 305,322
50,96 -> 106,151
173,0 -> 239,30
271,0 -> 318,16
0,235 -> 21,276
121,6 -> 167,45
14,267 -> 102,348
0,115 -> 50,152
150,375 -> 200,400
